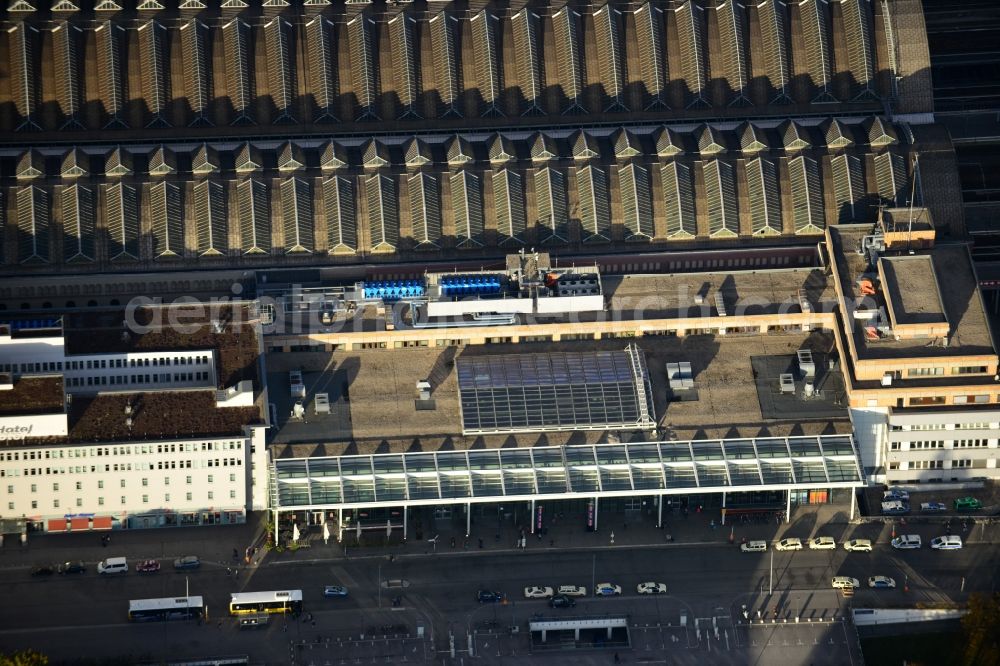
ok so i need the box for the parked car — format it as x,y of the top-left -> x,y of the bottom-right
868,576 -> 896,589
741,540 -> 767,553
58,561 -> 86,575
831,577 -> 860,590
808,537 -> 836,550
524,586 -> 554,599
891,535 -> 922,550
594,583 -> 622,597
476,589 -> 500,603
637,582 -> 667,595
30,565 -> 55,576
881,500 -> 910,516
549,594 -> 576,609
930,535 -> 963,550
325,585 -> 349,598
775,538 -> 803,551
173,555 -> 201,570
843,539 -> 872,552
135,559 -> 160,573
954,497 -> 982,512
884,489 -> 910,502
920,502 -> 947,512
556,585 -> 587,597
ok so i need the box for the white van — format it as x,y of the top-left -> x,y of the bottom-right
741,540 -> 767,553
97,557 -> 128,575
831,576 -> 860,589
930,535 -> 963,550
891,534 -> 922,550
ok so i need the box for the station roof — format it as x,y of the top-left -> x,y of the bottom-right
271,434 -> 864,510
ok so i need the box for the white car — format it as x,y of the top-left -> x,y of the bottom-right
594,583 -> 622,596
636,582 -> 667,595
868,575 -> 896,589
831,576 -> 860,590
524,586 -> 554,599
775,538 -> 803,551
843,539 -> 872,552
557,585 -> 587,597
808,537 -> 836,550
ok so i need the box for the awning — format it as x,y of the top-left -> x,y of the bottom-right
70,517 -> 90,531
92,517 -> 113,530
47,519 -> 68,532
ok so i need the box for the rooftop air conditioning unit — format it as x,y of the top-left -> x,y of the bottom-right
881,374 -> 893,387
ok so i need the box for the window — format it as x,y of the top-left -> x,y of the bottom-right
142,478 -> 148,487
7,502 -> 12,510
229,474 -> 236,483
908,424 -> 941,431
888,462 -> 900,470
98,480 -> 104,489
909,397 -> 945,406
75,482 -> 82,490
952,366 -> 988,375
208,491 -> 214,500
54,499 -> 60,508
30,484 -> 36,493
953,459 -> 972,468
31,500 -> 37,509
955,422 -> 991,430
186,476 -> 192,485
121,496 -> 127,504
98,497 -> 104,505
6,485 -> 11,494
910,441 -> 944,450
186,492 -> 192,501
165,493 -> 170,502
911,460 -> 943,470
120,479 -> 126,488
207,475 -> 213,483
76,498 -> 82,507
890,442 -> 901,451
142,495 -> 149,503
164,477 -> 170,486
953,395 -> 990,405
907,367 -> 943,377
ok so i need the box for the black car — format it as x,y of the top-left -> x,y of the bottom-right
58,561 -> 86,574
477,589 -> 502,604
30,565 -> 55,576
549,594 -> 576,609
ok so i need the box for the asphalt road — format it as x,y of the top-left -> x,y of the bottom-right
0,540 -> 997,664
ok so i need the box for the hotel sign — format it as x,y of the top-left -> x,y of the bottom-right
0,415 -> 68,441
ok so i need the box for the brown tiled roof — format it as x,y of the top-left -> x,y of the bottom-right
0,376 -> 65,416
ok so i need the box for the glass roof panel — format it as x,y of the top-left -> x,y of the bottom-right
754,439 -> 790,458
405,454 -> 438,473
470,472 -> 504,497
309,481 -> 339,504
568,468 -> 600,492
339,457 -> 373,477
826,460 -> 861,482
820,436 -> 855,456
723,440 -> 757,460
374,477 -> 407,502
696,463 -> 729,487
436,452 -> 469,472
727,462 -> 762,486
372,456 -> 405,475
503,470 -> 537,495
342,478 -> 376,503
760,461 -> 794,484
594,445 -> 629,466
499,449 -> 534,469
565,446 -> 597,467
691,441 -> 725,461
307,459 -> 341,477
440,473 -> 473,499
664,464 -> 698,489
659,443 -> 693,463
531,448 -> 564,468
792,460 -> 827,483
468,451 -> 502,470
632,467 -> 665,490
627,443 -> 661,463
536,470 -> 568,494
407,476 -> 441,500
788,438 -> 822,457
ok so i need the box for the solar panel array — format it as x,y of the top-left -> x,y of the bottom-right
0,2 -> 900,134
457,347 -> 655,435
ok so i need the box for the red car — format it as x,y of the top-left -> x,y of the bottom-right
135,559 -> 160,573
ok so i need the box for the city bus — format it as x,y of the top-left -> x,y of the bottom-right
128,596 -> 206,622
228,590 -> 303,616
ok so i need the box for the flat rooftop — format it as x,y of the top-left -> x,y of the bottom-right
879,255 -> 947,326
66,392 -> 261,443
266,332 -> 850,455
0,376 -> 64,416
829,226 -> 996,360
64,304 -> 260,389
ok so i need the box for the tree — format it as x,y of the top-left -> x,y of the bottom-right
0,649 -> 48,666
962,592 -> 1000,666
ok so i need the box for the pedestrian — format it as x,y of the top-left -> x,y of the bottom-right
614,652 -> 620,663
233,547 -> 238,560
226,566 -> 232,576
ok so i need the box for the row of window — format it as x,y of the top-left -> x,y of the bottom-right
909,395 -> 995,406
1,458 -> 243,478
892,423 -> 996,431
906,366 -> 989,377
11,473 -> 239,494
3,355 -> 212,375
8,489 -> 239,512
888,459 -> 984,470
1,440 -> 243,462
889,439 -> 990,451
65,372 -> 210,387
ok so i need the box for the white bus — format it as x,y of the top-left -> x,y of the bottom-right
229,590 -> 303,616
128,596 -> 206,622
